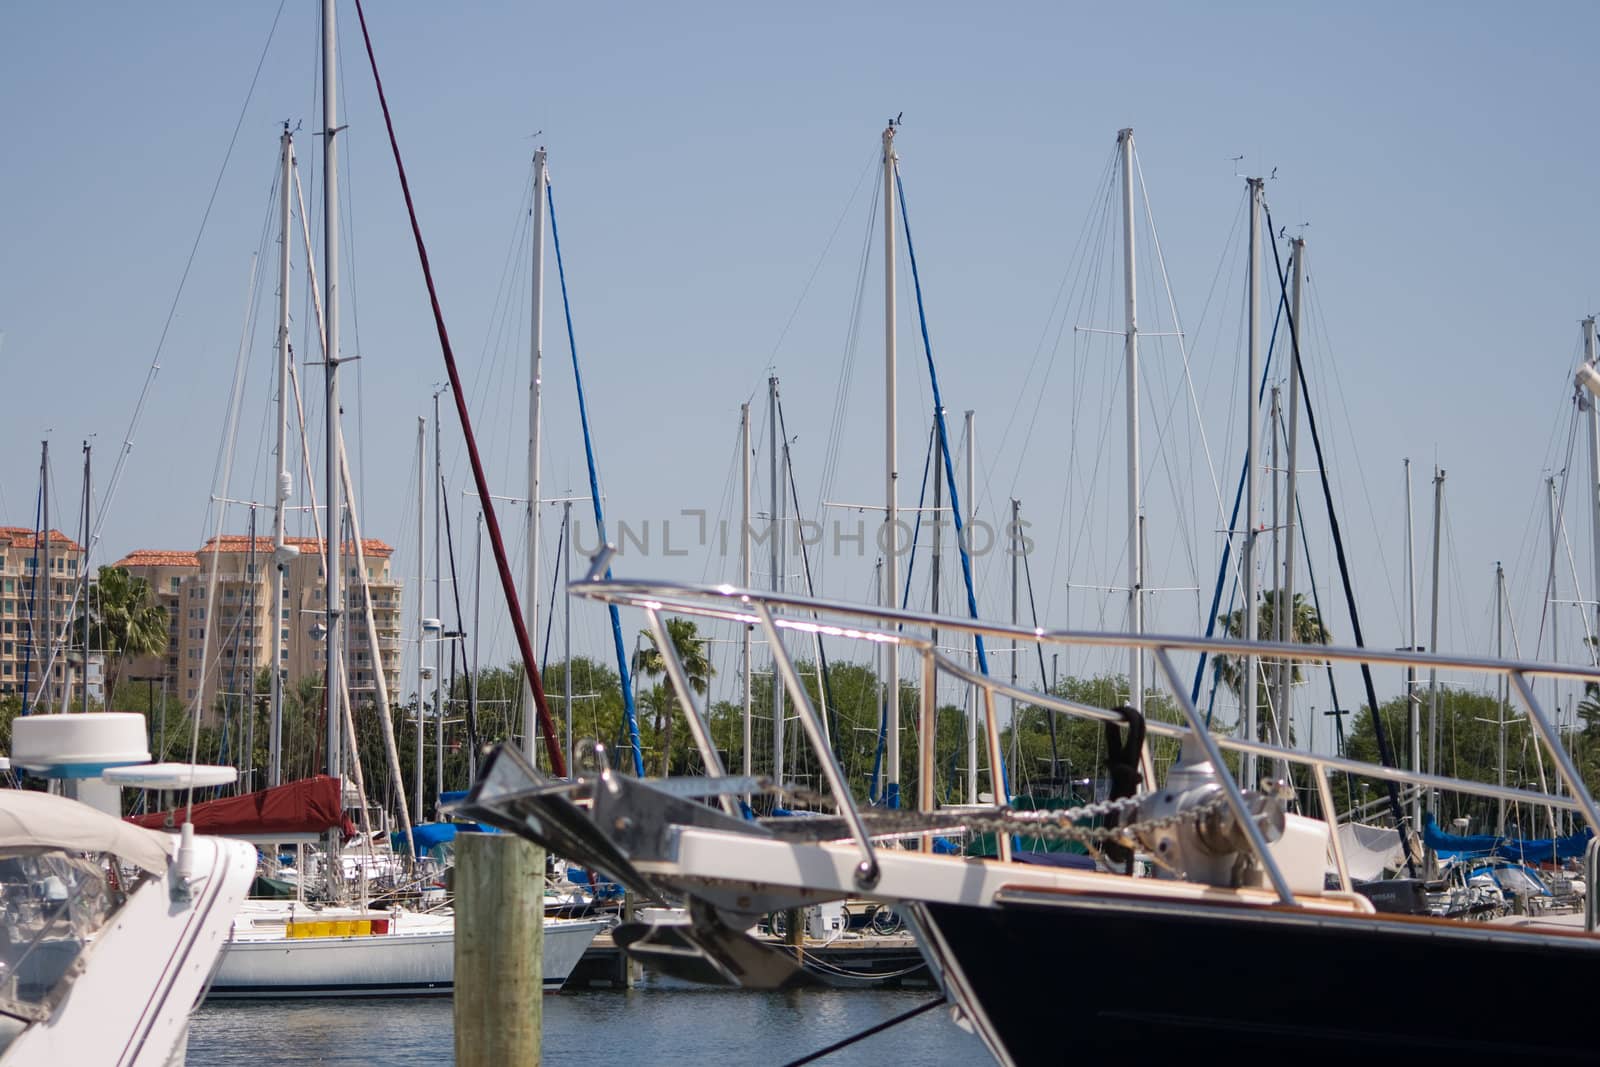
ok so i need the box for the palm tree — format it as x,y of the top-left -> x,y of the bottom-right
76,566 -> 169,705
634,617 -> 714,776
1215,588 -> 1330,744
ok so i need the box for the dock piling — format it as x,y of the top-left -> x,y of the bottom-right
455,832 -> 545,1065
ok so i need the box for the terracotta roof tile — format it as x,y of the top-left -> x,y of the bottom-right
197,534 -> 393,558
0,527 -> 83,552
114,550 -> 201,569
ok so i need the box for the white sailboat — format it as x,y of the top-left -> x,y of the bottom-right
186,0 -> 604,999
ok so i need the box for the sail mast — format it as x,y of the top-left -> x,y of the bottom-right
525,147 -> 547,762
768,376 -> 784,784
1118,128 -> 1143,732
1587,317 -> 1600,664
741,403 -> 752,788
1278,238 -> 1304,771
320,0 -> 345,896
269,126 -> 294,788
1496,562 -> 1506,836
78,442 -> 91,715
1242,177 -> 1263,787
882,121 -> 900,806
433,393 -> 444,804
1426,466 -> 1445,820
1405,458 -> 1419,832
965,410 -> 977,806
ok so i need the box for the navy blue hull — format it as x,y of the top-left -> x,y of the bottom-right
925,892 -> 1599,1064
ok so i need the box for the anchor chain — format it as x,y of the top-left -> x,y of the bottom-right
769,786 -> 1234,848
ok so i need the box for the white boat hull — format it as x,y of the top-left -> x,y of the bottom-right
207,914 -> 606,998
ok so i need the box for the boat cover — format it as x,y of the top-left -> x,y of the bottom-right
392,819 -> 497,857
126,775 -> 354,839
1337,822 -> 1409,880
1422,812 -> 1592,863
0,788 -> 172,874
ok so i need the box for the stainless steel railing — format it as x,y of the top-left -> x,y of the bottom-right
570,550 -> 1600,903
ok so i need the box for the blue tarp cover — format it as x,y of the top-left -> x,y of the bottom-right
1422,812 -> 1591,863
391,819 -> 496,857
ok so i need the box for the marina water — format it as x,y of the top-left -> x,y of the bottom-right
189,982 -> 988,1065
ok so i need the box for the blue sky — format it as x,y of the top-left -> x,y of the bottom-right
3,2 -> 1598,753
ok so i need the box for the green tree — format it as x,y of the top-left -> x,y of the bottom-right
76,566 -> 169,704
1215,589 -> 1330,745
634,618 -> 714,776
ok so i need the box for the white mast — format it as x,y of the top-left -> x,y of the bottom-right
1587,317 -> 1600,663
269,126 -> 295,788
768,376 -> 784,784
1010,496 -> 1021,777
1496,562 -> 1506,836
1405,459 -> 1420,832
524,148 -> 547,761
965,409 -> 977,806
470,515 -> 482,782
1118,128 -> 1143,730
433,393 -> 444,807
1243,177 -> 1263,787
563,499 -> 573,775
1270,385 -> 1282,745
883,121 -> 900,805
741,402 -> 753,790
413,418 -> 425,823
1278,238 -> 1304,765
320,0 -> 345,894
1426,466 -> 1445,817
1549,475 -> 1561,779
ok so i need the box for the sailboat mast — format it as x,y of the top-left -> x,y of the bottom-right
1496,561 -> 1506,836
931,412 -> 942,655
768,376 -> 784,784
741,402 -> 753,788
320,0 -> 345,893
1278,239 -> 1304,766
79,442 -> 91,715
269,126 -> 293,788
1118,128 -> 1143,728
883,122 -> 900,805
1426,467 -> 1445,812
413,418 -> 425,823
1586,317 -> 1600,661
1548,476 -> 1561,769
40,440 -> 49,711
433,393 -> 445,806
1405,458 -> 1419,831
563,500 -> 573,775
965,410 -> 977,806
1010,496 -> 1020,776
470,514 -> 481,782
1243,176 -> 1263,786
524,147 -> 547,761
1270,385 -> 1281,741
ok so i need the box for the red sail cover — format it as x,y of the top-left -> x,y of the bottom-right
127,775 -> 355,839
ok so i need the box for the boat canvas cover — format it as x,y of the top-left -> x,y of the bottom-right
126,775 -> 354,839
1422,812 -> 1592,863
0,788 -> 171,874
1337,822 -> 1411,881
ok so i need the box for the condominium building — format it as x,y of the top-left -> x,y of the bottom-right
0,526 -> 96,706
115,535 -> 403,717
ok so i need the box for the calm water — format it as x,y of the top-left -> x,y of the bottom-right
188,980 -> 991,1065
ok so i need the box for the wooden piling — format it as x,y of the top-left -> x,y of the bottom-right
455,832 -> 545,1066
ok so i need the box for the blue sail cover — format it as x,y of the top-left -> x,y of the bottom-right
391,820 -> 498,858
1422,812 -> 1591,863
